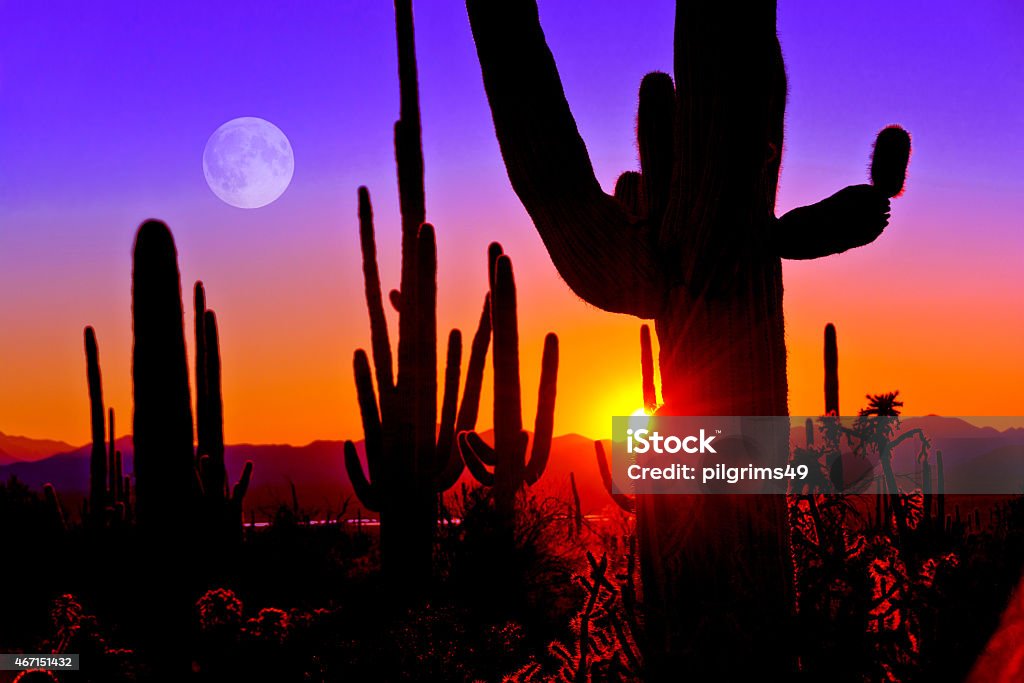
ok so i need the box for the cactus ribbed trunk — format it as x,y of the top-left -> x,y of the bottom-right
491,255 -> 524,519
132,220 -> 195,533
130,220 -> 194,680
649,48 -> 794,654
645,284 -> 792,676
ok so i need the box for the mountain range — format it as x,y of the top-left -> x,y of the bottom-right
1,416 -> 1021,519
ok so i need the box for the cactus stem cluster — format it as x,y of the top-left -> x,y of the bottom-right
458,250 -> 559,523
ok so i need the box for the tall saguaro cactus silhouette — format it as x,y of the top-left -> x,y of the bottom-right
459,249 -> 559,525
132,220 -> 195,534
344,0 -> 491,587
194,282 -> 253,544
825,323 -> 840,416
467,0 -> 910,675
84,326 -> 108,525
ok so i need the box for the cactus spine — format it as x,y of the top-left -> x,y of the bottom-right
459,253 -> 559,524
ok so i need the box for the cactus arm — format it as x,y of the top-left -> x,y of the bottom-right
394,0 -> 425,394
194,281 -> 209,458
595,440 -> 635,513
773,184 -> 891,259
775,125 -> 908,260
344,440 -> 381,512
458,432 -> 496,486
525,333 -> 558,485
231,460 -> 253,504
486,241 -> 504,287
114,450 -> 124,503
435,329 -> 462,476
640,325 -> 658,414
436,295 -> 493,490
613,172 -> 644,217
637,72 -> 675,228
464,431 -> 497,467
467,0 -> 664,317
454,294 -> 491,435
824,323 -> 839,416
358,187 -> 395,401
352,350 -> 384,483
203,309 -> 227,498
107,408 -> 117,497
414,224 -> 439,470
870,126 -> 911,198
84,326 -> 107,520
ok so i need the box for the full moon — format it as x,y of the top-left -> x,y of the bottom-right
203,117 -> 294,209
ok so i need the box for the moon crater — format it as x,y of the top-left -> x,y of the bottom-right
203,117 -> 294,209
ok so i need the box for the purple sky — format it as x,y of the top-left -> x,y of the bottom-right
1,1 -> 1022,444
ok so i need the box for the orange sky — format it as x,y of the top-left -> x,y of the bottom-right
2,189 -> 1022,448
1,2 -> 1022,447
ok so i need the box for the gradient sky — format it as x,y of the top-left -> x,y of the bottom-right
1,1 -> 1022,446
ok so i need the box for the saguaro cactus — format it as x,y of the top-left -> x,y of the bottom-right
342,1 -> 491,585
344,197 -> 491,583
84,327 -> 108,525
467,1 -> 910,675
825,323 -> 840,416
132,220 -> 195,533
83,329 -> 131,525
193,283 -> 253,543
458,251 -> 559,523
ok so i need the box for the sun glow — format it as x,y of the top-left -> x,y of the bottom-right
628,407 -> 652,432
